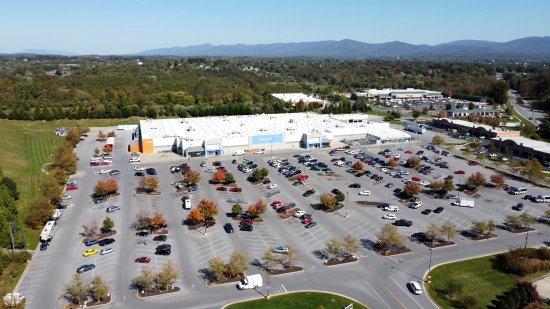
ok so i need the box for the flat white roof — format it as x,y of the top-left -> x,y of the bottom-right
441,118 -> 509,132
139,112 -> 409,144
271,93 -> 324,103
492,136 -> 550,154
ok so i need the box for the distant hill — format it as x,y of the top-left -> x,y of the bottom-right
17,49 -> 74,56
137,37 -> 550,59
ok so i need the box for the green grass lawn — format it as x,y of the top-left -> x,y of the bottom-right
226,291 -> 367,309
428,255 -> 518,308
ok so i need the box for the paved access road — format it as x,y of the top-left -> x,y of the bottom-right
509,90 -> 546,126
15,129 -> 550,309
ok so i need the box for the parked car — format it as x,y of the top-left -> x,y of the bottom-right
433,207 -> 444,214
216,187 -> 227,191
267,183 -> 278,190
134,171 -> 145,177
358,190 -> 371,196
230,187 -> 242,192
512,203 -> 524,211
224,223 -> 234,233
109,169 -> 120,176
135,257 -> 151,263
106,205 -> 120,213
349,183 -> 361,188
240,224 -> 253,231
454,170 -> 465,175
83,248 -> 99,257
77,264 -> 96,273
153,235 -> 167,242
303,189 -> 316,197
302,217 -> 313,224
421,209 -> 432,215
305,222 -> 318,229
98,238 -> 115,246
135,231 -> 150,237
272,246 -> 289,254
293,210 -> 306,218
100,247 -> 114,255
85,239 -> 98,246
410,202 -> 422,209
240,219 -> 254,226
382,214 -> 397,220
394,219 -> 413,227
40,242 -> 48,251
66,185 -> 78,191
99,169 -> 111,174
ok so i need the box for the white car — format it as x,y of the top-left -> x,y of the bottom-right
254,150 -> 265,154
99,169 -> 111,174
267,183 -> 278,189
489,153 -> 498,158
100,247 -> 114,255
380,168 -> 389,173
272,246 -> 289,254
410,202 -> 422,209
358,190 -> 371,196
419,181 -> 431,186
383,205 -> 399,212
408,281 -> 423,294
293,210 -> 306,218
500,157 -> 509,162
133,166 -> 145,171
382,214 -> 397,220
62,194 -> 72,200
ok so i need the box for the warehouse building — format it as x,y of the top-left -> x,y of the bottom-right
135,113 -> 411,157
491,137 -> 550,163
351,88 -> 443,101
432,118 -> 520,138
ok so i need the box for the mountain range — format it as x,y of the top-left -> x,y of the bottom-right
12,37 -> 550,59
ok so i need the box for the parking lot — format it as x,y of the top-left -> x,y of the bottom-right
15,126 -> 550,309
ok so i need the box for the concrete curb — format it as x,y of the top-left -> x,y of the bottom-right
13,246 -> 37,293
135,288 -> 181,300
221,290 -> 369,309
83,294 -> 113,308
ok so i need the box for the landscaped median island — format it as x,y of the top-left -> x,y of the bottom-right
225,291 -> 367,309
427,247 -> 550,309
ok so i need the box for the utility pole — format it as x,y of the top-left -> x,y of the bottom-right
345,191 -> 349,218
427,248 -> 433,283
8,222 -> 15,252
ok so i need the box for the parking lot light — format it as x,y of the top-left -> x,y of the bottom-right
426,248 -> 433,284
345,191 -> 349,218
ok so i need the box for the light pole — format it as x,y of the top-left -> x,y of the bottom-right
525,223 -> 530,249
427,248 -> 433,283
345,191 -> 349,218
266,266 -> 270,299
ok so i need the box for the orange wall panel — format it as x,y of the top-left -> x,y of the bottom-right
141,139 -> 154,153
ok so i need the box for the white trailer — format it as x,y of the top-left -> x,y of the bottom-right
451,198 -> 475,208
52,209 -> 62,221
238,274 -> 263,290
404,121 -> 426,134
40,220 -> 57,242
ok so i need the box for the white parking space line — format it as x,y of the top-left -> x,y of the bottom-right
363,280 -> 392,309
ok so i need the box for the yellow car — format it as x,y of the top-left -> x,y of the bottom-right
83,248 -> 99,257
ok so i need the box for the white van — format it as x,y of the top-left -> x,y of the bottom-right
129,157 -> 140,163
182,196 -> 191,209
510,187 -> 527,195
535,195 -> 550,203
233,150 -> 245,156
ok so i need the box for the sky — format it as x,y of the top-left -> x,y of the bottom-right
1,0 -> 549,54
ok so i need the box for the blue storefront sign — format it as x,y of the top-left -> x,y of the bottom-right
252,134 -> 282,145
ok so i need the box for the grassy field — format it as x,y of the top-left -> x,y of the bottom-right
226,291 -> 367,309
0,117 -> 140,248
428,255 -> 518,308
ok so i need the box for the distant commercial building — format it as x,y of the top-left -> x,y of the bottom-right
491,136 -> 550,163
135,112 -> 411,157
432,118 -> 520,138
447,108 -> 500,118
271,93 -> 326,107
351,88 -> 443,101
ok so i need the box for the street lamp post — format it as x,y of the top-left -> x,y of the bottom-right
427,248 -> 433,283
266,266 -> 270,299
345,191 -> 349,218
525,224 -> 530,249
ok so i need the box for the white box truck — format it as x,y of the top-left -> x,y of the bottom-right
238,274 -> 263,290
233,150 -> 245,156
451,198 -> 475,208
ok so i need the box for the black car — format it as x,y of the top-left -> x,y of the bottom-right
77,264 -> 96,273
40,242 -> 49,251
170,166 -> 181,173
421,209 -> 432,215
98,238 -> 115,246
153,235 -> 167,242
512,203 -> 524,211
155,248 -> 171,256
146,169 -> 157,176
135,231 -> 150,237
378,202 -> 390,209
433,207 -> 444,214
303,189 -> 316,197
156,244 -> 172,251
331,189 -> 342,195
240,224 -> 253,231
411,232 -> 428,242
109,169 -> 120,176
134,171 -> 145,177
224,223 -> 234,233
394,219 -> 413,227
393,188 -> 402,194
375,176 -> 383,182
349,183 -> 361,188
94,197 -> 106,204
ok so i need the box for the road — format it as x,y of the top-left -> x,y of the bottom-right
509,90 -> 546,126
14,129 -> 550,309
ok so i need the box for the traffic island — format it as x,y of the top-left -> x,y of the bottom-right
135,190 -> 161,196
322,204 -> 344,213
81,230 -> 117,244
504,226 -> 536,234
461,230 -> 498,241
324,256 -> 358,266
136,286 -> 180,298
423,240 -> 456,248
267,265 -> 304,275
377,246 -> 411,256
356,201 -> 380,207
207,274 -> 244,287
152,228 -> 169,235
65,294 -> 112,309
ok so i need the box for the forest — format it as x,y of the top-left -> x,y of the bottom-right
0,56 -> 528,120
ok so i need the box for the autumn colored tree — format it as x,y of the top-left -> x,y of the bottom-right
352,161 -> 364,171
136,211 -> 152,229
429,180 -> 444,192
319,193 -> 337,210
377,224 -> 405,252
387,158 -> 398,168
208,257 -> 227,281
184,170 -> 201,185
40,179 -> 63,205
187,207 -> 205,223
25,197 -> 53,229
466,172 -> 486,188
139,176 -> 159,192
226,250 -> 249,276
437,111 -> 448,118
197,199 -> 218,220
82,219 -> 99,237
94,179 -> 118,197
403,182 -> 422,197
156,261 -> 178,291
406,156 -> 421,168
432,135 -> 445,146
150,212 -> 167,230
89,275 -> 110,301
97,130 -> 107,141
521,159 -> 544,181
102,217 -> 114,232
490,173 -> 506,189
212,170 -> 226,183
443,178 -> 454,192
107,130 -> 116,138
255,199 -> 267,216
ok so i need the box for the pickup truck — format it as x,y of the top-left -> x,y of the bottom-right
394,219 -> 413,227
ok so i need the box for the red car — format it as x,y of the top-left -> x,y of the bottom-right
101,161 -> 111,166
135,257 -> 151,263
90,161 -> 100,166
454,170 -> 466,174
230,187 -> 242,192
271,201 -> 282,207
302,217 -> 313,224
240,219 -> 253,226
370,174 -> 378,179
411,176 -> 421,182
204,221 -> 216,228
66,186 -> 78,191
468,161 -> 480,166
331,158 -> 339,162
404,150 -> 413,154
216,187 -> 227,191
298,175 -> 309,181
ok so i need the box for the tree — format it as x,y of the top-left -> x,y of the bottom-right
468,102 -> 476,110
442,178 -> 454,193
89,276 -> 109,301
184,170 -> 201,185
432,135 -> 445,146
94,147 -> 100,155
231,204 -> 242,217
426,223 -> 444,242
412,110 -> 421,119
93,179 -> 118,197
132,267 -> 155,291
335,191 -> 345,203
283,246 -> 300,267
226,250 -> 249,276
429,180 -> 444,192
463,295 -> 478,309
519,212 -> 537,228
136,211 -> 152,229
39,179 -> 63,204
440,221 -> 457,241
466,172 -> 486,188
254,199 -> 267,216
107,130 -> 116,138
82,219 -> 99,237
150,212 -> 167,230
139,176 -> 159,192
490,173 -> 506,189
406,156 -> 421,168
156,261 -> 178,290
187,207 -> 204,223
64,273 -> 87,305
403,182 -> 422,197
319,193 -> 337,210
377,224 -> 405,250
343,234 -> 360,257
224,173 -> 235,184
212,170 -> 226,183
208,257 -> 227,281
505,215 -> 522,229
262,248 -> 279,271
323,238 -> 343,260
352,161 -> 363,171
521,159 -> 543,182
251,168 -> 269,182
471,221 -> 489,235
197,199 -> 218,220
102,217 -> 114,232
438,110 -> 448,118
97,130 -> 107,141
25,197 -> 53,228
387,158 -> 398,168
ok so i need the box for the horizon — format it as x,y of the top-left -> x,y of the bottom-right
1,0 -> 550,54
